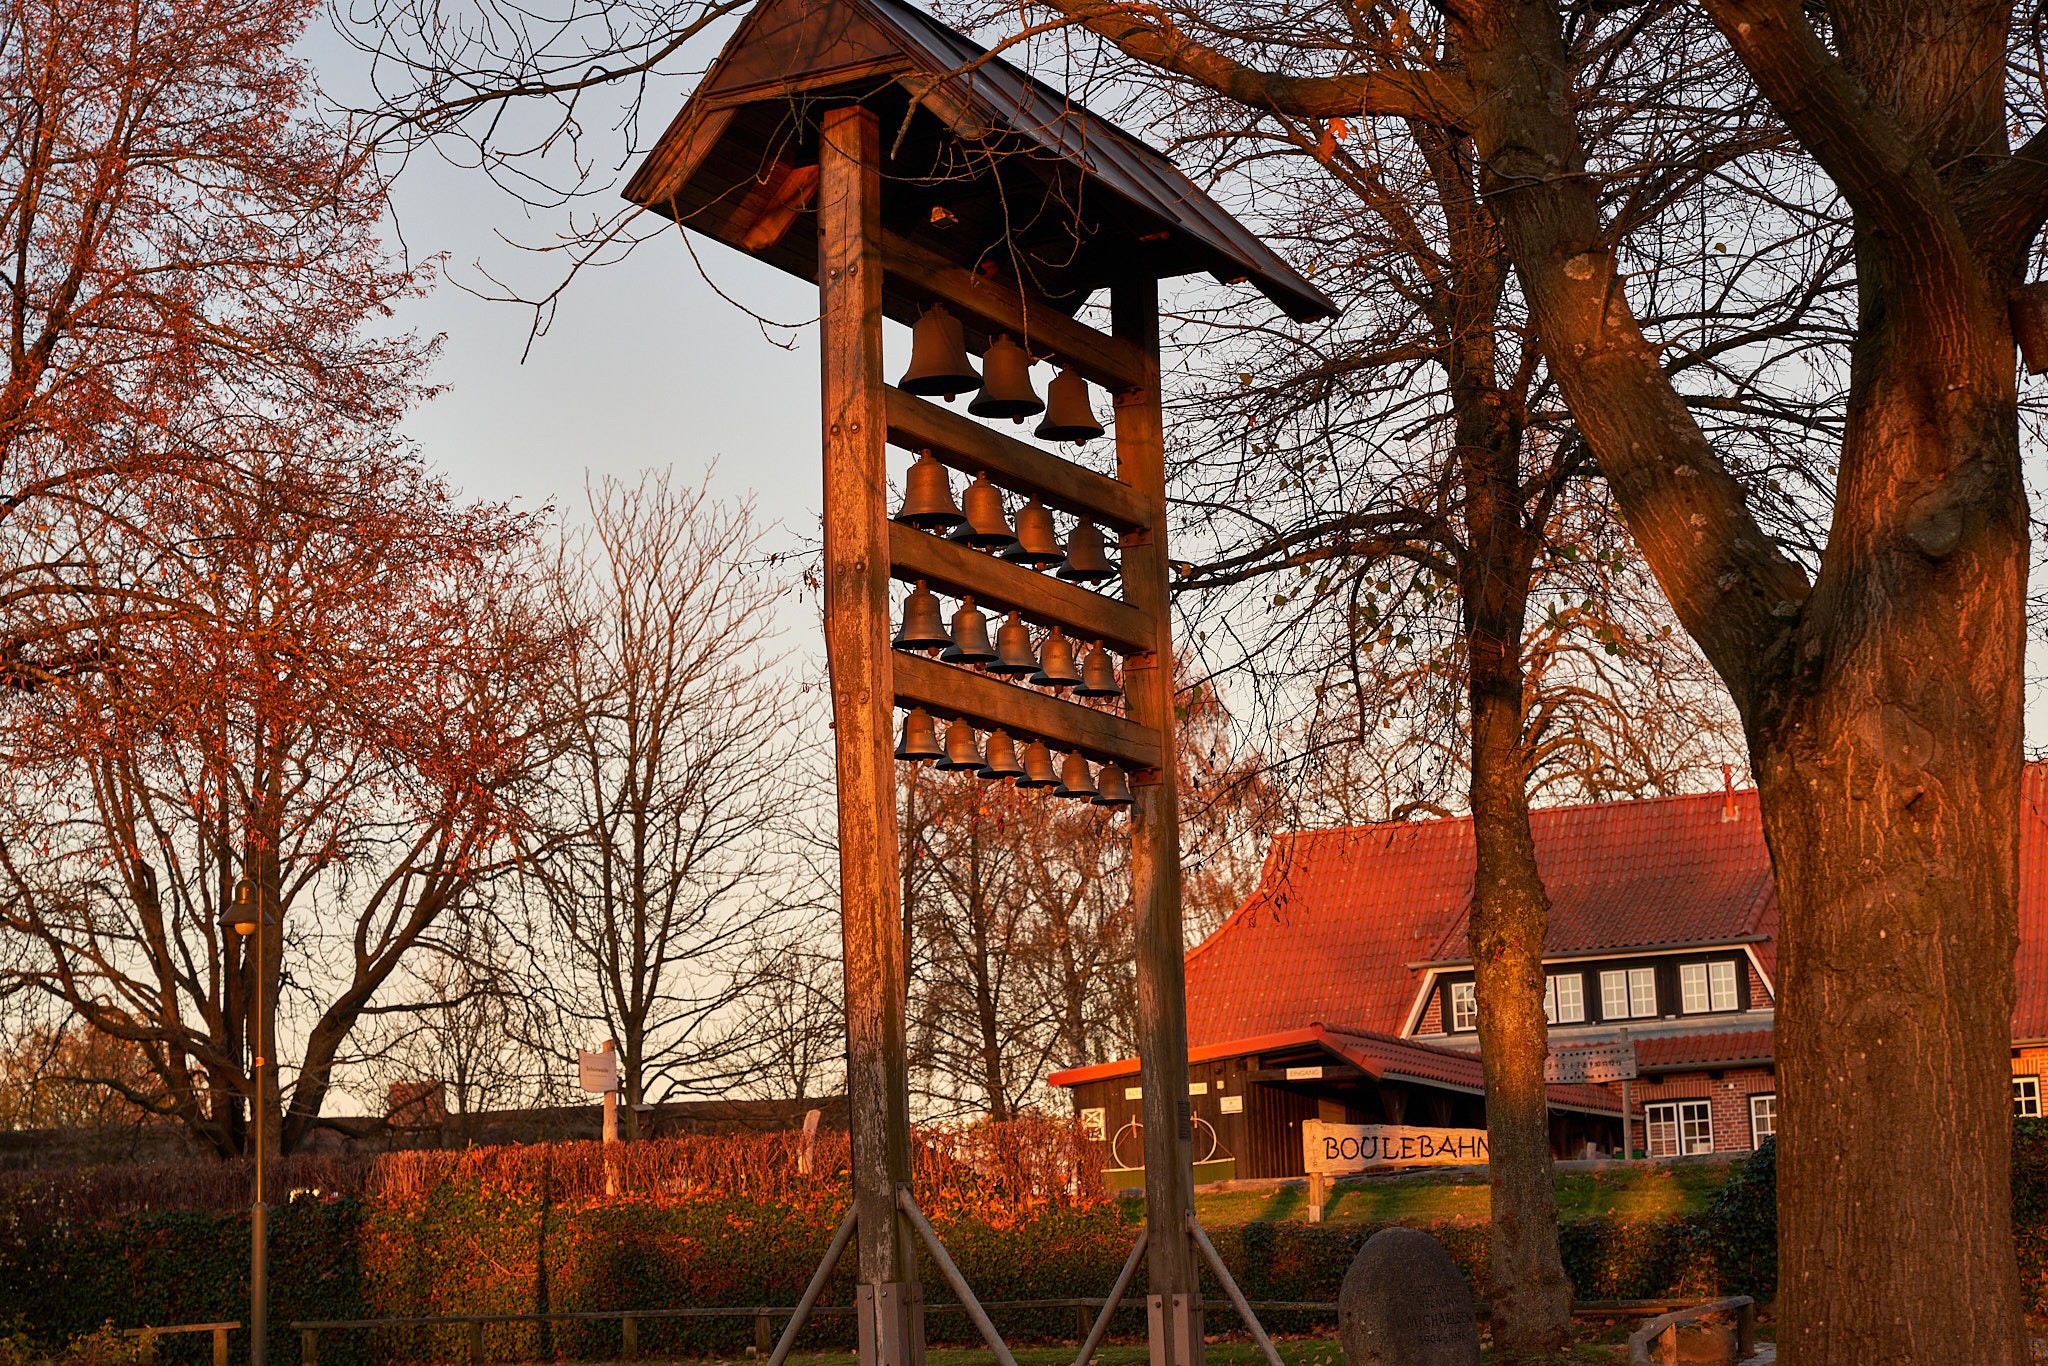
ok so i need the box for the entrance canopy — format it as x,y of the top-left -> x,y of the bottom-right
622,0 -> 1337,324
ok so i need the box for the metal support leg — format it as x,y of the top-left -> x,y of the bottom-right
898,1188 -> 1017,1366
1075,1226 -> 1148,1366
766,1204 -> 858,1366
1188,1215 -> 1281,1366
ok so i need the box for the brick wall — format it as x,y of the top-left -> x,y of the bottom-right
1416,989 -> 1443,1036
1613,1066 -> 1776,1154
1745,958 -> 1772,1007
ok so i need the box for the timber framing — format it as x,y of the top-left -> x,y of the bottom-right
628,5 -> 1331,1365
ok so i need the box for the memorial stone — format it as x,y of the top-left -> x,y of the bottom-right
1338,1227 -> 1481,1366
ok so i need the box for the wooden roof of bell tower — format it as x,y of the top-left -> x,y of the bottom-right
623,0 -> 1337,323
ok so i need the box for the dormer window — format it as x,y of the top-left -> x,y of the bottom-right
1449,980 -> 1479,1032
1680,960 -> 1740,1014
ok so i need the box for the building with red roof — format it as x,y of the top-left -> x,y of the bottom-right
1050,765 -> 2048,1180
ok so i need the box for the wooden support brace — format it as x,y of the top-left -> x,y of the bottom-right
892,652 -> 1163,770
884,389 -> 1151,532
887,522 -> 1151,655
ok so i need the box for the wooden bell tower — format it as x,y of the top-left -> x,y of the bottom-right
626,5 -> 1333,1365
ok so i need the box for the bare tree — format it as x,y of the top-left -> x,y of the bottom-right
0,437 -> 559,1157
736,936 -> 846,1105
355,913 -> 568,1142
525,471 -> 809,1134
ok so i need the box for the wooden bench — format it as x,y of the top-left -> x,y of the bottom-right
1628,1296 -> 1759,1365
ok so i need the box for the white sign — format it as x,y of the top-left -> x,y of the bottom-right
1545,1039 -> 1638,1084
1304,1119 -> 1489,1173
1123,1085 -> 1143,1100
1189,1081 -> 1209,1096
1220,1094 -> 1244,1115
1285,1065 -> 1324,1080
1080,1107 -> 1106,1140
578,1049 -> 619,1094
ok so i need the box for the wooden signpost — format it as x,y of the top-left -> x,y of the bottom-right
624,3 -> 1333,1364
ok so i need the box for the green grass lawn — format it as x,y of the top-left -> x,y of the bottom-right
1183,1161 -> 1734,1226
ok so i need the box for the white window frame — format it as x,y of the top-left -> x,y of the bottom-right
1545,972 -> 1585,1025
1645,1099 -> 1714,1157
1600,969 -> 1630,1020
1710,961 -> 1739,1012
1629,967 -> 1657,1017
1680,962 -> 1711,1014
1601,967 -> 1659,1020
1749,1093 -> 1776,1148
2017,1075 -> 2042,1119
1449,981 -> 1478,1032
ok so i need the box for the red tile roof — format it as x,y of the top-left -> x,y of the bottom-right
1188,764 -> 2048,1045
1632,1030 -> 1776,1071
1046,1024 -> 1625,1115
2015,763 -> 2048,1038
1186,787 -> 1778,1044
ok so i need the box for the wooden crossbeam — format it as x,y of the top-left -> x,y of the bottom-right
892,652 -> 1163,771
884,388 -> 1149,532
878,231 -> 1148,393
888,522 -> 1151,657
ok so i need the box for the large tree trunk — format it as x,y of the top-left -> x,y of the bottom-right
1460,387 -> 1571,1355
1751,292 -> 2026,1360
1450,0 -> 2031,1355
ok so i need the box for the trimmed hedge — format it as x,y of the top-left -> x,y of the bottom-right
26,1119 -> 2048,1362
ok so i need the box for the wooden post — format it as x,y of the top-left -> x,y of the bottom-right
622,1315 -> 639,1360
213,1327 -> 229,1366
299,1329 -> 317,1366
465,1320 -> 484,1365
1111,277 -> 1200,1366
757,1310 -> 774,1358
819,102 -> 920,1366
1307,1172 -> 1326,1223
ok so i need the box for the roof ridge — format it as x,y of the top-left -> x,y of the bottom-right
1280,784 -> 1764,845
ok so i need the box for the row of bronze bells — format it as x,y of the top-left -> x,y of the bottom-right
899,306 -> 1108,443
896,453 -> 1118,582
894,583 -> 1122,696
894,709 -> 1134,806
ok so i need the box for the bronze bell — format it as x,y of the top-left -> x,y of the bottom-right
978,729 -> 1025,780
1093,764 -> 1134,807
1054,752 -> 1097,799
936,719 -> 983,772
1017,739 -> 1058,788
899,306 -> 980,399
1076,644 -> 1122,698
1030,627 -> 1082,689
1056,521 -> 1118,583
954,473 -> 1017,549
1003,497 -> 1064,568
968,334 -> 1044,422
895,709 -> 944,763
990,612 -> 1038,675
896,452 -> 965,529
1035,368 -> 1106,443
940,595 -> 997,664
894,580 -> 951,652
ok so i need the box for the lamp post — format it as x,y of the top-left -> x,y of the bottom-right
221,876 -> 277,1366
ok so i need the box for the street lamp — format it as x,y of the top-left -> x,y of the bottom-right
221,875 -> 278,1366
